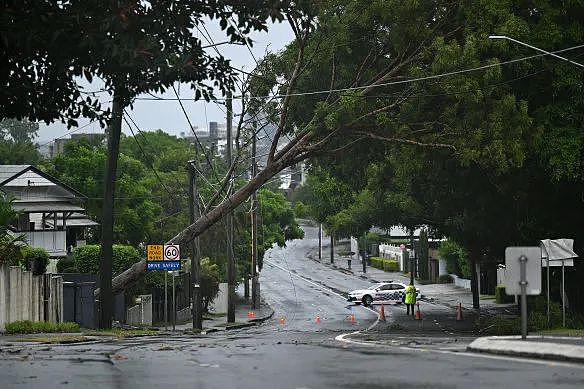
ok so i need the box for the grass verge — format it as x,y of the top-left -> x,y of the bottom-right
16,336 -> 91,344
83,329 -> 158,338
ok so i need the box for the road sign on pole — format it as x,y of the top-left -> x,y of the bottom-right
504,247 -> 541,295
147,245 -> 163,261
164,244 -> 180,261
505,246 -> 542,340
147,244 -> 181,271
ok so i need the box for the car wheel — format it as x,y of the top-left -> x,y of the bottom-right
362,295 -> 373,306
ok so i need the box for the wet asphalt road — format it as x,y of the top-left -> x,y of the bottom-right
2,225 -> 584,388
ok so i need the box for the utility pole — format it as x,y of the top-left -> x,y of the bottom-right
330,234 -> 334,264
318,224 -> 322,260
251,122 -> 260,309
226,90 -> 236,323
187,161 -> 202,330
99,94 -> 123,329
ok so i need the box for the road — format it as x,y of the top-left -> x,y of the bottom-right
1,225 -> 584,388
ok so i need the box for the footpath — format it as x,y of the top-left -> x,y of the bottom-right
314,241 -> 584,363
158,293 -> 274,334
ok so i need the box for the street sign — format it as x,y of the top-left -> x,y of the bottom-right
163,244 -> 180,261
147,245 -> 163,261
147,261 -> 181,271
504,247 -> 541,295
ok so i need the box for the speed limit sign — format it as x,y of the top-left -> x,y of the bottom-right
163,244 -> 180,261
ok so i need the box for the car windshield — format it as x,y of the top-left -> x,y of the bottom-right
368,284 -> 383,290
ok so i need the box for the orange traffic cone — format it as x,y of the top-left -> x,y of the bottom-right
279,317 -> 286,326
379,305 -> 386,322
247,311 -> 253,319
414,302 -> 422,320
315,315 -> 322,324
456,302 -> 463,321
349,314 -> 357,324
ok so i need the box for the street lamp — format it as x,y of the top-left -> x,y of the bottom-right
488,35 -> 584,68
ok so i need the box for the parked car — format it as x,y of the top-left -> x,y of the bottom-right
347,282 -> 421,306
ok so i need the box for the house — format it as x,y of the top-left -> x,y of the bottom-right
0,165 -> 98,258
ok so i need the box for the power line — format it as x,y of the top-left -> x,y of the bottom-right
132,43 -> 584,102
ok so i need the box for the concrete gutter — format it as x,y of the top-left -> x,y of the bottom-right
467,336 -> 584,363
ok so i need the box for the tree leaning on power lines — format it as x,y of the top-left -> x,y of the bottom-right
3,1 -> 305,329
105,0 -> 478,294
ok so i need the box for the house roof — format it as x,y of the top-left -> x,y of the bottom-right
0,165 -> 86,199
12,201 -> 86,213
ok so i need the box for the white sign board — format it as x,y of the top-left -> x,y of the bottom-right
163,244 -> 180,261
504,247 -> 542,295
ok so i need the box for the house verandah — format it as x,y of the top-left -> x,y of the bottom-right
0,165 -> 98,267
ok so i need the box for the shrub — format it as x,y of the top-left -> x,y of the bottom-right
495,285 -> 514,304
57,257 -> 78,273
4,320 -> 80,334
438,274 -> 453,284
73,244 -> 141,275
22,247 -> 50,275
383,259 -> 399,272
293,201 -> 310,219
369,257 -> 399,272
201,258 -> 221,312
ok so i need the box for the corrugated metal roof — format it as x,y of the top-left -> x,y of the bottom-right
12,201 -> 86,212
0,165 -> 31,185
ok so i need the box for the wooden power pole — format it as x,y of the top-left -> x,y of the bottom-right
251,122 -> 260,309
187,161 -> 202,330
226,91 -> 236,323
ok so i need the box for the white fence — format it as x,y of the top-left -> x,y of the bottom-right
0,264 -> 64,331
126,294 -> 152,327
378,244 -> 410,271
449,274 -> 471,289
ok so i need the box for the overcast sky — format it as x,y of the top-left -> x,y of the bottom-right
37,20 -> 294,144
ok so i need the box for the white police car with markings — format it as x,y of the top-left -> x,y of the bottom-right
347,281 -> 421,306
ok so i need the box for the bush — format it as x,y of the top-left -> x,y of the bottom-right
22,247 -> 50,275
4,320 -> 80,334
369,257 -> 399,272
57,257 -> 78,273
293,201 -> 310,219
438,274 -> 453,283
73,244 -> 141,275
495,285 -> 514,304
201,258 -> 220,312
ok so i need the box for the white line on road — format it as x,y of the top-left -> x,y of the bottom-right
334,333 -> 584,369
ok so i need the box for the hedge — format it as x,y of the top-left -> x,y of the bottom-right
73,244 -> 141,275
5,320 -> 80,334
495,285 -> 515,304
370,257 -> 399,272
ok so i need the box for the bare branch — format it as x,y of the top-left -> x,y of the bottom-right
355,130 -> 457,151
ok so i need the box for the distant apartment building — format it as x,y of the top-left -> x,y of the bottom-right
49,133 -> 105,158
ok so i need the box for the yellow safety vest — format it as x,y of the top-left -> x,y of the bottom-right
404,285 -> 416,304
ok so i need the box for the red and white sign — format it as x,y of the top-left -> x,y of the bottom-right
163,244 -> 180,261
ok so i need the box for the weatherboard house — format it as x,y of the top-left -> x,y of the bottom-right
0,165 -> 98,260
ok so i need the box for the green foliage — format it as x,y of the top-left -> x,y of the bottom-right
0,119 -> 41,164
370,257 -> 399,272
438,240 -> 471,278
73,245 -> 141,275
2,1 -> 298,126
56,257 -> 78,273
4,320 -> 80,334
495,285 -> 514,304
0,192 -> 26,265
22,247 -> 50,275
200,258 -> 221,312
293,201 -> 310,219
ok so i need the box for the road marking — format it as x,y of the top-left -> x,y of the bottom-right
334,333 -> 584,369
264,259 -> 379,317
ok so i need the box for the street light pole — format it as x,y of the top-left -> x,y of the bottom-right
489,35 -> 584,68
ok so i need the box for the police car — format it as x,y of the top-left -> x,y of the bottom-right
347,281 -> 421,306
